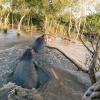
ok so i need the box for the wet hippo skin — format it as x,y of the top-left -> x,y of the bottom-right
32,35 -> 46,53
7,49 -> 39,89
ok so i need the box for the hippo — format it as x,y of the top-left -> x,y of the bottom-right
7,49 -> 39,89
32,35 -> 47,53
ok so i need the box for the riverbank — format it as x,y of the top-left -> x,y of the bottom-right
47,39 -> 89,70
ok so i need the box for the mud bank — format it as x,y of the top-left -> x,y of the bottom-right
0,48 -> 91,100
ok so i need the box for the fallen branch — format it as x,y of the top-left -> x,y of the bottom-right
46,45 -> 88,73
78,35 -> 94,54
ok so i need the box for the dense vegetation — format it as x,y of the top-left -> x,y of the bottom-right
0,0 -> 100,42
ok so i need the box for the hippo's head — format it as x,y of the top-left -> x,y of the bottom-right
21,49 -> 35,61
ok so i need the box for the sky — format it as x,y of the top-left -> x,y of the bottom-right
72,0 -> 100,17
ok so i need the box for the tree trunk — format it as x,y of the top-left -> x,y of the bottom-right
0,17 -> 3,28
44,15 -> 48,34
12,13 -> 14,29
55,19 -> 61,35
82,16 -> 86,33
4,12 -> 10,29
75,18 -> 81,43
18,14 -> 25,30
30,16 -> 33,31
14,15 -> 18,26
27,15 -> 30,26
68,14 -> 72,41
88,41 -> 100,84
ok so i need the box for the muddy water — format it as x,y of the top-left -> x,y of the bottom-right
0,30 -> 37,87
0,30 -> 91,100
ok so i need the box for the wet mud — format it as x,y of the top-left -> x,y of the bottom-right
0,30 -> 91,100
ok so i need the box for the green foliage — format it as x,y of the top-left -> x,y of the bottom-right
9,12 -> 13,24
32,16 -> 43,28
16,29 -> 21,34
0,0 -> 6,5
83,13 -> 100,40
86,13 -> 100,33
45,18 -> 67,37
31,25 -> 37,31
11,0 -> 29,15
0,0 -> 100,41
60,12 -> 70,24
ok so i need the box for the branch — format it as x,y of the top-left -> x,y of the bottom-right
98,57 -> 100,63
88,40 -> 100,84
46,45 -> 88,73
78,35 -> 94,54
96,40 -> 100,63
90,41 -> 95,52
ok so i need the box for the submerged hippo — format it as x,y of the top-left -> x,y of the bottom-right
7,49 -> 39,89
32,35 -> 47,53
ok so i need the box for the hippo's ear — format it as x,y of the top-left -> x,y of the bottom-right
30,49 -> 36,56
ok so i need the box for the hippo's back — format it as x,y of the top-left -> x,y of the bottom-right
8,60 -> 38,89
